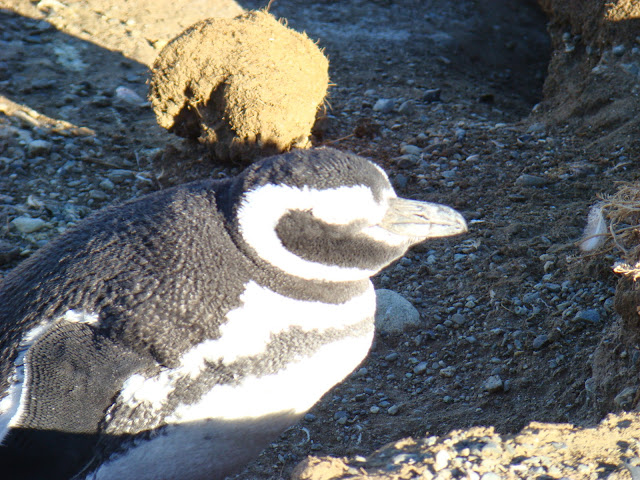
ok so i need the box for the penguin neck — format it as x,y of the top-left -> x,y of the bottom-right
215,186 -> 373,303
250,257 -> 372,304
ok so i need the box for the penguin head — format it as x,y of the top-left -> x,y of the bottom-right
228,147 -> 467,282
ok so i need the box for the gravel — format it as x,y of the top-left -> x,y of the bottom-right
292,413 -> 640,480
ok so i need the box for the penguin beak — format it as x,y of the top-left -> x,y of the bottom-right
380,197 -> 468,239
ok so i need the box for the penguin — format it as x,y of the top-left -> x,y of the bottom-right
0,147 -> 466,480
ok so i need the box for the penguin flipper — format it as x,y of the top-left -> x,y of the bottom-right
0,313 -> 152,480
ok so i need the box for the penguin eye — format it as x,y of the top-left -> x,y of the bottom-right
274,209 -> 403,270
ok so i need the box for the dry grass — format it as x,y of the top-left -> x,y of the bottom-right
582,183 -> 640,280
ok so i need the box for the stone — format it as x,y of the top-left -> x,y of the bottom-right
115,86 -> 147,106
532,334 -> 549,350
434,450 -> 450,471
392,174 -> 408,190
398,100 -> 415,115
0,240 -> 20,265
27,139 -> 52,157
400,144 -> 422,156
481,442 -> 503,457
439,366 -> 456,378
613,44 -> 626,56
484,375 -> 503,393
614,386 -> 638,409
373,98 -> 395,113
107,169 -> 136,183
574,309 -> 601,324
413,362 -> 428,374
515,174 -> 548,187
99,178 -> 115,191
385,352 -> 399,361
481,473 -> 501,480
89,189 -> 108,201
374,289 -> 421,334
423,88 -> 441,103
11,216 -> 47,233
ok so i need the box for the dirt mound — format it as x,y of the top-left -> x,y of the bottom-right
149,10 -> 329,162
578,185 -> 640,414
535,0 -> 640,154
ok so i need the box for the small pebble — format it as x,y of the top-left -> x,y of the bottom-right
0,240 -> 21,265
614,386 -> 638,409
373,98 -> 395,113
484,375 -> 503,393
532,334 -> 549,350
27,139 -> 52,157
481,442 -> 503,457
89,189 -> 108,201
442,169 -> 456,179
387,404 -> 399,415
413,362 -> 428,374
115,86 -> 148,106
385,352 -> 399,361
107,169 -> 135,183
398,100 -> 415,115
11,216 -> 47,233
440,366 -> 456,378
613,44 -> 626,56
434,449 -> 450,471
391,453 -> 417,465
423,88 -> 441,103
400,144 -> 422,156
393,174 -> 408,190
515,174 -> 547,187
355,367 -> 368,377
574,309 -> 601,324
480,473 -> 501,480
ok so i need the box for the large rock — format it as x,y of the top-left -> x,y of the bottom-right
149,11 -> 329,162
374,289 -> 421,335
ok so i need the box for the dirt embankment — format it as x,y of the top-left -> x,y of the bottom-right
536,0 -> 640,155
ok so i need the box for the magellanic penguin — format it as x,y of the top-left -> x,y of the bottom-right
0,147 -> 466,480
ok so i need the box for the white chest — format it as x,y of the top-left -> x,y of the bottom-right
92,282 -> 376,479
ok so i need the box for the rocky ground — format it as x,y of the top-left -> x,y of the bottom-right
1,0 -> 640,479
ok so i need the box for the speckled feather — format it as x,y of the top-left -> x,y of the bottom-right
0,147 -> 465,480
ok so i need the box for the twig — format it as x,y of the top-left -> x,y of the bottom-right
322,134 -> 355,145
78,157 -> 121,169
0,94 -> 95,137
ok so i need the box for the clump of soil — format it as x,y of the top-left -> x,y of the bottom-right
149,10 -> 329,162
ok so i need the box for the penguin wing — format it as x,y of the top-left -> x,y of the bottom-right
0,311 -> 153,480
